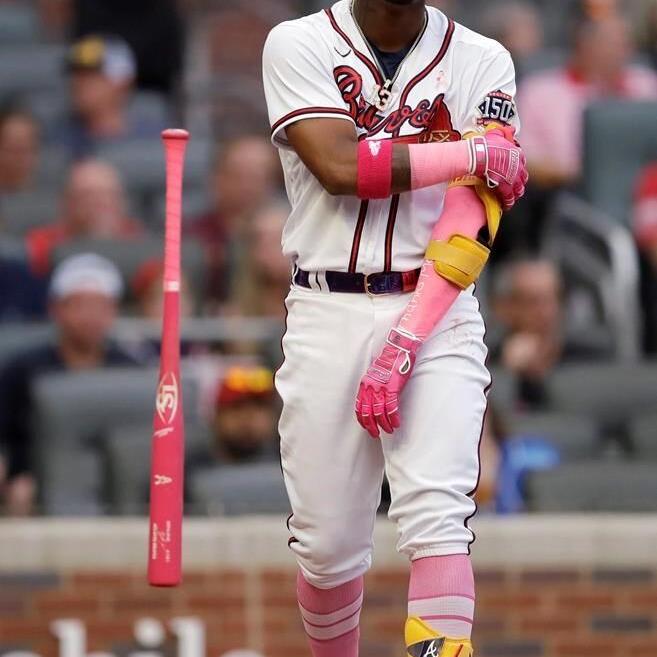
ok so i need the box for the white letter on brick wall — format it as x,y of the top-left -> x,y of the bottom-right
169,618 -> 205,657
51,620 -> 85,657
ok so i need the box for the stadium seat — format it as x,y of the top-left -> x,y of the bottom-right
583,101 -> 657,223
628,413 -> 657,459
190,463 -> 289,516
0,43 -> 66,95
31,367 -> 198,515
97,138 -> 210,196
487,367 -> 516,410
526,461 -> 657,512
547,362 -> 657,434
1,189 -> 60,236
51,238 -> 206,306
0,4 -> 40,44
508,412 -> 600,461
0,323 -> 54,368
104,422 -> 211,515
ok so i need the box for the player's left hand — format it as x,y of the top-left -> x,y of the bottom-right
355,327 -> 422,438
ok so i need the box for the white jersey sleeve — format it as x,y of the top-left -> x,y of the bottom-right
457,45 -> 520,137
262,20 -> 356,150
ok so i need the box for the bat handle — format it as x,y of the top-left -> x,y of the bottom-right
161,129 -> 189,291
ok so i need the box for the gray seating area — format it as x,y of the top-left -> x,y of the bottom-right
31,367 -> 199,515
189,463 -> 290,516
104,423 -> 210,515
584,101 -> 657,224
526,462 -> 657,512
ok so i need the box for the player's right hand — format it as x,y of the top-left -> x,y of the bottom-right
470,127 -> 528,211
355,327 -> 422,439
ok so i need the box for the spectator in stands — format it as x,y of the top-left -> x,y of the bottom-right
210,366 -> 278,465
60,35 -> 166,158
72,0 -> 184,95
0,104 -> 40,197
478,1 -> 544,79
633,164 -> 657,353
224,203 -> 291,319
187,135 -> 280,311
518,11 -> 657,188
0,254 -> 138,516
26,159 -> 141,275
490,258 -> 608,409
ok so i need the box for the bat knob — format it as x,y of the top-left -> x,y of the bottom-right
162,128 -> 190,141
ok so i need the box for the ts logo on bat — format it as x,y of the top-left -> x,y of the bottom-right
156,372 -> 179,425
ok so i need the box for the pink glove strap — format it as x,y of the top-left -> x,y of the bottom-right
357,139 -> 393,199
398,187 -> 488,340
408,140 -> 471,190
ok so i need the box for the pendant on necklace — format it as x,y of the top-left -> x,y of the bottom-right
371,79 -> 394,111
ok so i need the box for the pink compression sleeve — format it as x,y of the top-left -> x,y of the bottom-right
408,141 -> 472,191
357,139 -> 472,200
398,186 -> 487,340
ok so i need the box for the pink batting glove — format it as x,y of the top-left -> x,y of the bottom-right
469,126 -> 529,211
355,327 -> 422,439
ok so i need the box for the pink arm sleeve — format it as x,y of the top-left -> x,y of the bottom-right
398,186 -> 487,340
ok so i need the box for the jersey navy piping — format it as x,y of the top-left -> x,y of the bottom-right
393,17 -> 455,138
325,7 -> 384,86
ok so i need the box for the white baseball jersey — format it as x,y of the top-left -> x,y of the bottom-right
262,0 -> 519,274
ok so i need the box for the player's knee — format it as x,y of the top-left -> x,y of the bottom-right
392,490 -> 477,560
293,529 -> 373,589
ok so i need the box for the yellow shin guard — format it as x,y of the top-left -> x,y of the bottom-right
405,617 -> 473,657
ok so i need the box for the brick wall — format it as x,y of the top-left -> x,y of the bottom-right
1,565 -> 657,657
2,517 -> 657,657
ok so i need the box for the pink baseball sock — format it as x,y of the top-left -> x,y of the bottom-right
297,571 -> 363,657
408,555 -> 475,639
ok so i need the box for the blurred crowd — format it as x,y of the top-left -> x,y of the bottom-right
0,0 -> 657,517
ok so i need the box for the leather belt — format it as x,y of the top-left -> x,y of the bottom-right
293,267 -> 421,296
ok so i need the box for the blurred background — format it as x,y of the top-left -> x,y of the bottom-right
1,0 -> 657,655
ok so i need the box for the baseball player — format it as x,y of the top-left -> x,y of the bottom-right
262,1 -> 527,655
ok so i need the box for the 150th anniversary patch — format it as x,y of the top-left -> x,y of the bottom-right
477,89 -> 516,126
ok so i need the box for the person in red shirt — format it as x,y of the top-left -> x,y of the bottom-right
26,159 -> 142,275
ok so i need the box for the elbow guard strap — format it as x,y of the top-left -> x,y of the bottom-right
425,235 -> 490,290
357,139 -> 393,199
448,175 -> 503,245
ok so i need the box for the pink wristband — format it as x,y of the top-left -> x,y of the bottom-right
357,139 -> 393,199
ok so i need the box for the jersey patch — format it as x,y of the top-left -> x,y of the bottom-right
477,90 -> 516,126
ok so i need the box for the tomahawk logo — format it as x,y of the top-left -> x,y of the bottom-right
156,372 -> 179,424
407,638 -> 446,657
423,641 -> 439,657
154,475 -> 173,486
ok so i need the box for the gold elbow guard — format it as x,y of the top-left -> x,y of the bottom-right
425,234 -> 490,290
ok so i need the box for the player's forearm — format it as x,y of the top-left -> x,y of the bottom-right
317,141 -> 466,196
357,140 -> 472,199
398,187 -> 487,340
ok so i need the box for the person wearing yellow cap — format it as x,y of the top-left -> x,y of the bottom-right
60,34 -> 168,158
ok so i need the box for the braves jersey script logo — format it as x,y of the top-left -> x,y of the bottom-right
334,65 -> 460,143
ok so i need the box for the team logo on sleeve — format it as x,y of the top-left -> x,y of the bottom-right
477,90 -> 516,126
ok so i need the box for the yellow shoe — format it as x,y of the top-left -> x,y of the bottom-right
405,616 -> 473,657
